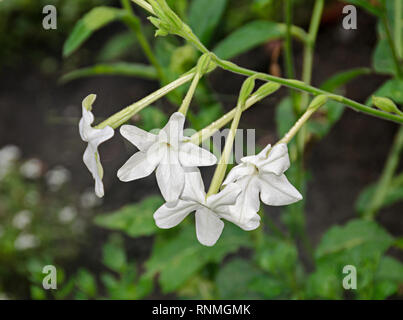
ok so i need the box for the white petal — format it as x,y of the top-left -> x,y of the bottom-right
222,163 -> 255,185
258,143 -> 290,175
154,200 -> 198,229
83,145 -> 105,198
259,173 -> 303,206
207,183 -> 242,211
222,176 -> 261,231
120,125 -> 157,151
181,168 -> 206,204
117,144 -> 162,182
162,112 -> 185,147
195,208 -> 224,247
178,141 -> 217,167
91,126 -> 114,147
94,175 -> 105,198
81,104 -> 95,125
156,150 -> 185,202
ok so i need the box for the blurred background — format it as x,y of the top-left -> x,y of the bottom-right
0,0 -> 402,300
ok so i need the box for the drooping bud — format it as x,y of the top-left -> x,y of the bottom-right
82,94 -> 97,111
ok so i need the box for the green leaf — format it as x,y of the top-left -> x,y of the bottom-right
94,195 -> 164,237
215,259 -> 263,299
60,62 -> 158,83
97,32 -> 138,61
188,0 -> 228,46
315,219 -> 393,262
275,97 -> 296,137
368,79 -> 403,105
75,269 -> 97,298
320,68 -> 371,93
356,180 -> 403,214
145,224 -> 252,293
213,20 -> 287,60
256,238 -> 297,275
138,107 -> 168,131
102,234 -> 127,273
63,7 -> 125,57
373,256 -> 403,299
306,264 -> 343,299
346,0 -> 383,16
373,39 -> 396,76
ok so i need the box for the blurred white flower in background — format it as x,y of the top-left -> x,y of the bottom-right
0,145 -> 21,180
20,158 -> 43,179
58,206 -> 77,223
12,210 -> 33,230
45,165 -> 71,191
80,189 -> 102,209
0,293 -> 9,300
14,233 -> 39,250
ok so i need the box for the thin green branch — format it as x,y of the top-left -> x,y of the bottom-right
363,126 -> 403,220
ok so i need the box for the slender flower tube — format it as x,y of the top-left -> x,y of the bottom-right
117,112 -> 217,202
154,168 -> 242,246
223,144 -> 302,230
79,94 -> 114,198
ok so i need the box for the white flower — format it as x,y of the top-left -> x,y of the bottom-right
14,233 -> 39,250
58,206 -> 77,223
118,112 -> 217,203
154,168 -> 242,246
45,166 -> 71,191
79,94 -> 114,198
80,189 -> 103,209
20,159 -> 42,179
0,145 -> 21,180
223,143 -> 302,230
12,210 -> 32,230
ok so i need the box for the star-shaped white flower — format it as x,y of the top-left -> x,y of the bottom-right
79,94 -> 114,198
117,112 -> 217,202
154,168 -> 242,246
223,143 -> 302,230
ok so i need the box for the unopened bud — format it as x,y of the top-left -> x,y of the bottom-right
253,82 -> 281,100
82,94 -> 97,111
308,95 -> 328,111
372,96 -> 402,115
238,76 -> 257,106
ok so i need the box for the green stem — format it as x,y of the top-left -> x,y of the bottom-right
381,13 -> 403,77
178,72 -> 198,115
130,0 -> 403,124
363,126 -> 403,220
214,59 -> 403,124
121,0 -> 164,79
395,0 -> 402,58
207,102 -> 244,197
190,83 -> 281,145
284,0 -> 299,113
96,71 -> 195,129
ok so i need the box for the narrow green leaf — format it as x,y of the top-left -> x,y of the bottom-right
63,7 -> 125,57
60,62 -> 158,83
213,20 -> 287,60
320,68 -> 371,92
188,0 -> 228,45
